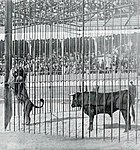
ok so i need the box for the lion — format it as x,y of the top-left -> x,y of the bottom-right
8,65 -> 44,125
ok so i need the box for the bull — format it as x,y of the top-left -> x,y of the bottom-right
71,90 -> 135,132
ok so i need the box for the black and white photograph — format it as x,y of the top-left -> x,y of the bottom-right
0,0 -> 140,149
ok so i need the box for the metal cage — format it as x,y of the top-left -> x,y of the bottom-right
3,0 -> 140,142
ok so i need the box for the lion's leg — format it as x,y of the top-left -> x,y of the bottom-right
25,108 -> 32,125
25,113 -> 30,125
84,105 -> 95,131
121,110 -> 131,132
24,101 -> 33,125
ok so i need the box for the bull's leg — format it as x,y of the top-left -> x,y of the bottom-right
84,105 -> 95,131
89,113 -> 94,131
121,110 -> 131,132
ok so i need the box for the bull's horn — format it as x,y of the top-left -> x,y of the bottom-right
69,93 -> 75,96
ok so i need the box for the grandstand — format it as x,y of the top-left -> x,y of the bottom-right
0,0 -> 139,42
0,0 -> 139,27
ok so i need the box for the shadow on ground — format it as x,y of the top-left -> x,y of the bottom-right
105,123 -> 140,130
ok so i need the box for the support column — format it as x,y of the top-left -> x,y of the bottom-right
4,0 -> 12,130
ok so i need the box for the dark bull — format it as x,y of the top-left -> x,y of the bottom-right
71,90 -> 135,132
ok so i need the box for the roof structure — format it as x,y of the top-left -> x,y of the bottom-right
0,0 -> 140,40
0,0 -> 140,27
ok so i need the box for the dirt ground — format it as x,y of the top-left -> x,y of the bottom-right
0,131 -> 140,150
0,104 -> 140,150
1,105 -> 140,150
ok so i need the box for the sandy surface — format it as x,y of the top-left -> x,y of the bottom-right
0,131 -> 140,150
0,102 -> 140,150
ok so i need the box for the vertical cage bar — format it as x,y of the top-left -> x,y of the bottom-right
44,23 -> 47,135
75,10 -> 78,138
68,0 -> 71,137
33,25 -> 37,134
111,14 -> 115,141
103,1 -> 106,140
27,0 -> 32,133
22,0 -> 27,133
49,23 -> 53,136
13,0 -> 16,132
17,1 -> 21,132
95,12 -> 99,139
126,2 -> 131,140
38,0 -> 42,134
136,0 -> 139,143
81,0 -> 85,139
56,17 -> 59,136
62,37 -> 65,137
118,5 -> 123,141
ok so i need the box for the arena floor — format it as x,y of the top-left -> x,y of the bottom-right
0,102 -> 140,150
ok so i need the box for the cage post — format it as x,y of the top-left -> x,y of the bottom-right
4,0 -> 12,130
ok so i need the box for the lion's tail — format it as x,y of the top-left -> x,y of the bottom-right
33,99 -> 44,108
131,104 -> 135,123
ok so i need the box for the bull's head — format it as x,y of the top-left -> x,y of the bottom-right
71,92 -> 82,108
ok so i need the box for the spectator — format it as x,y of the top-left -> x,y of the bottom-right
101,59 -> 105,70
129,81 -> 136,104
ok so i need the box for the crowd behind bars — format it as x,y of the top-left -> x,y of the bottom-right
33,52 -> 136,75
0,33 -> 139,75
5,50 -> 136,75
